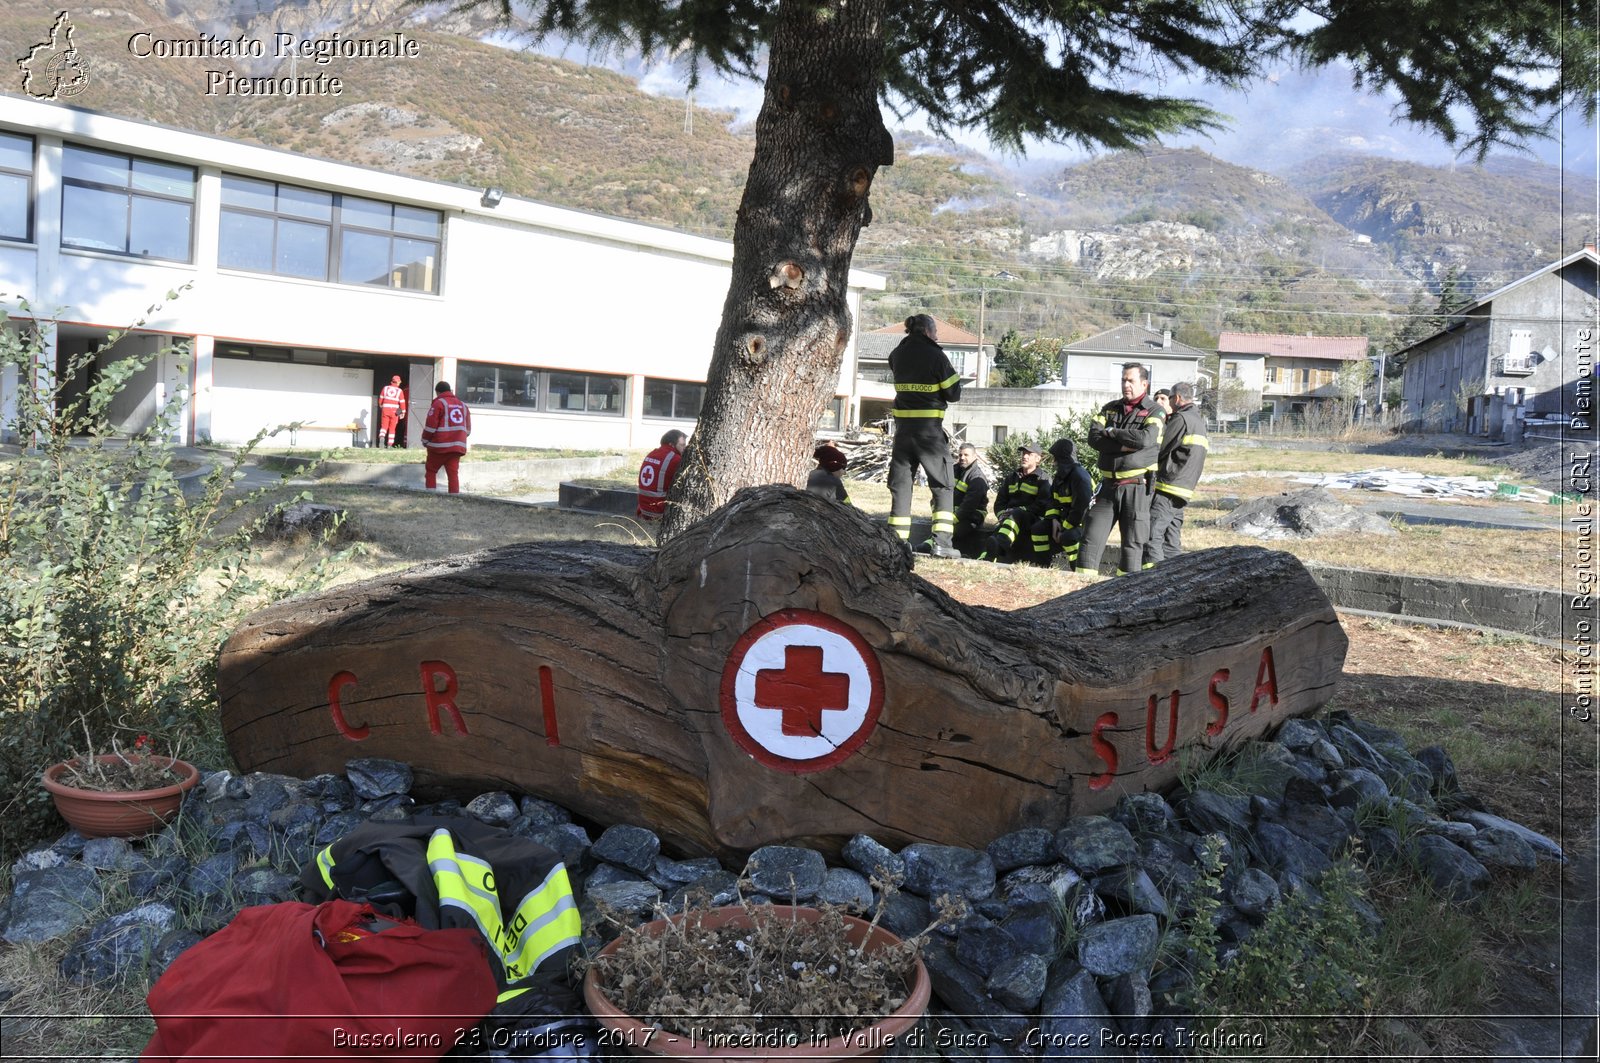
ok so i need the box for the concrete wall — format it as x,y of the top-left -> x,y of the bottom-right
945,387 -> 1098,444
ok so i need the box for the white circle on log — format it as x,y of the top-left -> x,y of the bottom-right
720,610 -> 883,773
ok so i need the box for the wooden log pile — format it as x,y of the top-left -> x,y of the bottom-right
217,485 -> 1347,859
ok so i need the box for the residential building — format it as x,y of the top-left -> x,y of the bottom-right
1060,323 -> 1206,394
1397,246 -> 1597,436
1215,331 -> 1371,421
0,98 -> 883,448
855,316 -> 988,425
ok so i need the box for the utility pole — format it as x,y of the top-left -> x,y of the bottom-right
975,270 -> 1015,386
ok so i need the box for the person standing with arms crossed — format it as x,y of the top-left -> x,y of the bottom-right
378,375 -> 407,448
1076,362 -> 1164,576
421,381 -> 470,494
887,314 -> 962,559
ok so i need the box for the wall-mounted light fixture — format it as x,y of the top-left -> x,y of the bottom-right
480,186 -> 504,208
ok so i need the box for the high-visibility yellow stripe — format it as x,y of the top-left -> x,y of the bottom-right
932,521 -> 953,534
1156,483 -> 1194,499
891,408 -> 945,418
1100,463 -> 1156,477
887,516 -> 911,526
1181,434 -> 1209,447
1018,483 -> 1039,495
315,845 -> 336,889
937,371 -> 961,389
932,510 -> 955,521
894,381 -> 941,393
503,864 -> 583,977
1093,414 -> 1107,425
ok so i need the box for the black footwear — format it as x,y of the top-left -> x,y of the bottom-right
930,544 -> 961,559
912,540 -> 934,555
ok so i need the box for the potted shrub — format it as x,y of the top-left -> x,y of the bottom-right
41,733 -> 199,838
581,896 -> 938,1062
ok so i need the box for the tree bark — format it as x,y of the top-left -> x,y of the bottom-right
218,487 -> 1348,859
660,0 -> 893,540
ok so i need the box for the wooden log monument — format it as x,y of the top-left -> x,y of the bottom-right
218,486 -> 1348,857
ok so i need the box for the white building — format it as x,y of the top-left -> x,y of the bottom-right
0,98 -> 883,449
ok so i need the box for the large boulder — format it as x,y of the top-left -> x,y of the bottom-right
1219,488 -> 1396,540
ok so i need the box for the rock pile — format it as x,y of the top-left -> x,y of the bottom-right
0,712 -> 1565,1056
1219,487 -> 1397,539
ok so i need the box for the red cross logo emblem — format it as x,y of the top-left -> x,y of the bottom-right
720,610 -> 884,773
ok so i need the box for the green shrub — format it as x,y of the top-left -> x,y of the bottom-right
983,410 -> 1097,481
0,303 -> 337,859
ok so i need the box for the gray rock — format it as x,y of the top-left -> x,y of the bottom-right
344,758 -> 413,799
1091,867 -> 1168,918
1359,825 -> 1403,868
232,868 -> 298,905
1054,818 -> 1137,873
208,819 -> 272,858
305,773 -> 356,813
237,774 -> 294,819
1219,487 -> 1396,539
591,824 -> 661,876
921,940 -> 1030,1039
1466,827 -> 1539,871
517,795 -> 571,827
987,828 -> 1055,873
1252,821 -> 1333,879
12,848 -> 68,875
58,902 -> 178,985
1422,819 -> 1478,844
268,801 -> 321,833
744,845 -> 827,901
1105,970 -> 1152,1021
987,952 -> 1049,1011
666,870 -> 741,912
817,867 -> 874,911
1076,914 -> 1160,977
360,794 -> 414,820
1329,768 -> 1391,808
529,823 -> 591,868
1248,742 -> 1308,796
185,851 -> 243,901
840,834 -> 904,885
1271,800 -> 1355,856
1413,835 -> 1491,902
873,891 -> 932,941
587,864 -> 647,890
79,837 -> 138,871
128,854 -> 189,900
999,902 -> 1061,959
314,810 -> 363,847
1452,811 -> 1566,862
1,865 -> 102,943
1037,965 -> 1112,1057
954,919 -> 1019,978
1229,867 -> 1281,920
584,880 -> 661,918
1413,745 -> 1460,794
152,927 -> 203,974
1330,725 -> 1391,777
651,856 -> 723,888
465,791 -> 520,827
1309,738 -> 1345,770
1274,718 -> 1324,752
1176,790 -> 1252,836
901,843 -> 996,901
1113,792 -> 1178,834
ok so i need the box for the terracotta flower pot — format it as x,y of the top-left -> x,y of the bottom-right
582,905 -> 930,1062
41,755 -> 200,838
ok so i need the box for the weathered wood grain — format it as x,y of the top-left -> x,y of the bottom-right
218,486 -> 1347,857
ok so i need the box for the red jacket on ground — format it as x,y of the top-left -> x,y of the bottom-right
422,393 -> 470,454
636,443 -> 682,519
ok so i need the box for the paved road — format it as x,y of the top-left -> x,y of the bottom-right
1353,497 -> 1566,532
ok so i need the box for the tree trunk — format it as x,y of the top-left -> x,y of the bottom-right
217,487 -> 1348,860
660,0 -> 893,540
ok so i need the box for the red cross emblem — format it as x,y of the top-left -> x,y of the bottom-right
720,610 -> 884,773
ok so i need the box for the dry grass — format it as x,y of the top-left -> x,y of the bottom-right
1203,446 -> 1521,480
0,938 -> 154,1062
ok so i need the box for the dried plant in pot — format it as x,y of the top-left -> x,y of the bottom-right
581,888 -> 950,1062
40,731 -> 199,838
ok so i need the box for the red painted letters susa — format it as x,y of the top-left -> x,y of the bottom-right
420,661 -> 469,736
1089,712 -> 1119,791
328,671 -> 369,741
1207,669 -> 1230,736
1248,645 -> 1279,713
1145,691 -> 1178,765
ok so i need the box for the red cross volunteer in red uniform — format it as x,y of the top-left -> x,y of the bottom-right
378,375 -> 407,447
637,429 -> 687,521
421,381 -> 471,494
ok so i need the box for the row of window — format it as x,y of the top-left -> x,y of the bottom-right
0,132 -> 441,293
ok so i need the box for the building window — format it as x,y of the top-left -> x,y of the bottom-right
62,145 -> 194,261
817,396 -> 846,432
994,425 -> 1009,443
218,176 -> 442,292
1264,366 -> 1279,384
458,362 -> 626,415
0,132 -> 33,242
643,378 -> 705,420
1222,361 -> 1238,380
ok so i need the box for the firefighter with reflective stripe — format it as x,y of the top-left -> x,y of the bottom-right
887,314 -> 961,559
378,374 -> 407,447
1076,362 -> 1166,576
977,443 -> 1051,561
637,429 -> 687,521
301,816 -> 582,1004
1029,437 -> 1094,567
806,442 -> 852,504
421,380 -> 471,494
950,442 -> 991,557
1144,380 -> 1208,566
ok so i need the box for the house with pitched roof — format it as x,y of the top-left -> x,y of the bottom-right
855,316 -> 989,424
1060,323 -> 1207,395
1395,246 -> 1597,436
1215,332 -> 1371,420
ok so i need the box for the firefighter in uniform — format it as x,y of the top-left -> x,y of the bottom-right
950,442 -> 991,557
378,374 -> 407,447
637,429 -> 687,522
1144,380 -> 1208,566
887,314 -> 962,559
1076,362 -> 1165,576
978,443 -> 1051,561
421,380 -> 471,494
1029,437 -> 1094,568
